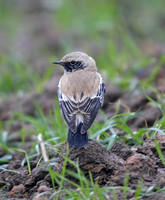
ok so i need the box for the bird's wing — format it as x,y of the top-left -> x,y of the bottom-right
57,87 -> 77,133
57,79 -> 105,134
80,80 -> 105,134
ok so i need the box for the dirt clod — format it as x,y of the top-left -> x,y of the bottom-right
9,184 -> 27,198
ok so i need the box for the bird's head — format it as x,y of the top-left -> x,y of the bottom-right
53,51 -> 97,73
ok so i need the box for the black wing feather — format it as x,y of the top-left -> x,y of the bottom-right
81,97 -> 101,133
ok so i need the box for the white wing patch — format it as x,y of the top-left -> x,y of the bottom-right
75,113 -> 83,126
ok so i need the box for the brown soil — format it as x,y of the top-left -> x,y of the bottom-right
1,138 -> 165,199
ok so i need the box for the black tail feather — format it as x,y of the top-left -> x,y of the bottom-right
67,123 -> 88,148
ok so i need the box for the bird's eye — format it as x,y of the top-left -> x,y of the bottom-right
70,61 -> 76,65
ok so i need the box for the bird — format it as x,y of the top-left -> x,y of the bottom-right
53,51 -> 105,148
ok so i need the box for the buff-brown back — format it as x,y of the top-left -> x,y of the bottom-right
60,69 -> 100,101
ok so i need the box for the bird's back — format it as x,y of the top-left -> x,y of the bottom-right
59,70 -> 100,102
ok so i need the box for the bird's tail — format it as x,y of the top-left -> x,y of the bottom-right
67,123 -> 88,148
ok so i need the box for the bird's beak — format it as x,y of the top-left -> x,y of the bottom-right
52,61 -> 64,66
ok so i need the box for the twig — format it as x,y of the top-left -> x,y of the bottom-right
0,167 -> 21,174
37,133 -> 49,162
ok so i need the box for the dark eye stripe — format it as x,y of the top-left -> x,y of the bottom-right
63,61 -> 86,72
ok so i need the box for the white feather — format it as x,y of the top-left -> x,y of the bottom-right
75,113 -> 83,126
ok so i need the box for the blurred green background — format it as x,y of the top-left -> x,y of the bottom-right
0,0 -> 165,99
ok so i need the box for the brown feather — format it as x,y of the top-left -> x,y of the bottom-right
60,69 -> 100,101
